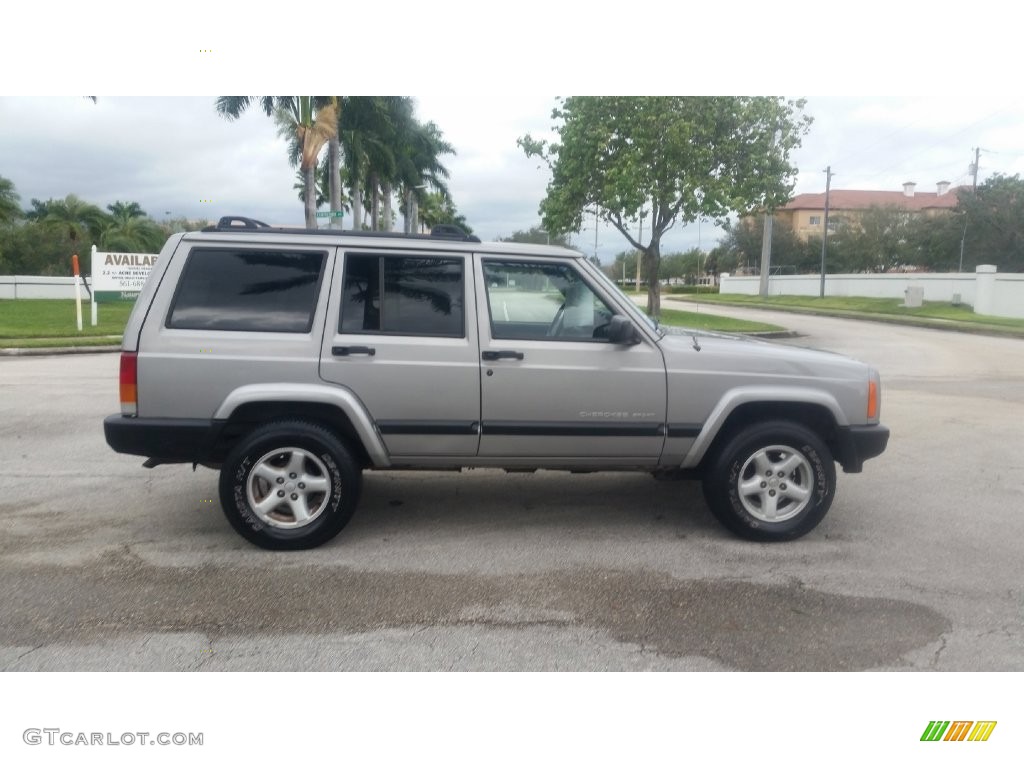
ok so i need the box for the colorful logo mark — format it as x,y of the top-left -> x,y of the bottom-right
921,721 -> 997,742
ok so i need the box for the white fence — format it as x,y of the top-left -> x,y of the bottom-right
719,265 -> 1024,320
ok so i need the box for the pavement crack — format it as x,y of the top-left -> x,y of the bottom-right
930,634 -> 949,670
5,643 -> 45,670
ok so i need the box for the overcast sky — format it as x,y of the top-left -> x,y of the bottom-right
3,2 -> 1021,264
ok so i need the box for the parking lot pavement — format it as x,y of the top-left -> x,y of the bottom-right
1,315 -> 1022,671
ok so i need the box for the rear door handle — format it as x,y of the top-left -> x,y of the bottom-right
482,350 -> 525,361
332,346 -> 376,357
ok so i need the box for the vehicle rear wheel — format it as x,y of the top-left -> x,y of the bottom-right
701,420 -> 835,542
219,420 -> 361,550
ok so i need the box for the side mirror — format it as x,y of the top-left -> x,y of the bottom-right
607,314 -> 639,345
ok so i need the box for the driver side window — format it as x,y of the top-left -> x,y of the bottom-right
483,260 -> 614,341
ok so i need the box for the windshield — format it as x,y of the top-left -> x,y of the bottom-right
585,262 -> 664,336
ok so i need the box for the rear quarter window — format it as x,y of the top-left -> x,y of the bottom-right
167,248 -> 326,333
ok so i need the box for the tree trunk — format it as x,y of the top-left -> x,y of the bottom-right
351,182 -> 362,232
382,182 -> 393,232
645,239 -> 662,317
328,137 -> 341,229
304,165 -> 316,229
369,172 -> 379,230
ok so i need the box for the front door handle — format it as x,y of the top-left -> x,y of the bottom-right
482,350 -> 525,361
332,345 -> 376,357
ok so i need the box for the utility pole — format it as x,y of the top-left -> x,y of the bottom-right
594,206 -> 600,262
819,166 -> 833,298
959,148 -> 981,271
758,212 -> 773,296
635,210 -> 644,292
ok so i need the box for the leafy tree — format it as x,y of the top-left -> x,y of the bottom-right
661,249 -> 704,282
609,250 -> 640,283
0,176 -> 21,224
906,211 -> 963,271
717,217 -> 819,275
520,96 -> 811,315
0,220 -> 87,275
958,173 -> 1024,272
499,225 -> 574,248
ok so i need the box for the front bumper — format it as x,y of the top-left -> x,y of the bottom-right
833,424 -> 890,473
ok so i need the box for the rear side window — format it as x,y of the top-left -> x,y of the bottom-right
167,248 -> 326,333
340,254 -> 464,337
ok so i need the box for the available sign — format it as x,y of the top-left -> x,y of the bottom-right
91,244 -> 158,302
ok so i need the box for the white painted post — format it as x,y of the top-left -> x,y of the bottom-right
72,254 -> 83,331
974,265 -> 997,316
90,244 -> 98,326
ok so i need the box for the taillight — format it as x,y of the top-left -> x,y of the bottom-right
120,352 -> 138,416
867,378 -> 879,421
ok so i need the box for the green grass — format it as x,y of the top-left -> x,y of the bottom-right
656,308 -> 783,334
0,300 -> 133,339
675,294 -> 1024,332
0,297 -> 782,351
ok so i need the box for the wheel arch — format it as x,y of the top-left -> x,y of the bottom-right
681,388 -> 847,471
212,384 -> 390,468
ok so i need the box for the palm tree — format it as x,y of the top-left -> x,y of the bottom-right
216,96 -> 339,228
101,201 -> 164,252
339,97 -> 394,231
0,175 -> 21,224
101,217 -> 165,253
107,200 -> 147,222
25,194 -> 110,245
396,120 -> 454,234
418,191 -> 473,235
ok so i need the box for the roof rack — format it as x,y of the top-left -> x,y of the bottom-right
201,216 -> 482,243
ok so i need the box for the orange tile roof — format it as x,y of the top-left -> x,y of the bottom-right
783,188 -> 961,212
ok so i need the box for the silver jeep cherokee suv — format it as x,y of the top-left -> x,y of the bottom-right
104,216 -> 889,550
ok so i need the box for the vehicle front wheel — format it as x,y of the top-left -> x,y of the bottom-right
701,420 -> 835,542
218,420 -> 362,550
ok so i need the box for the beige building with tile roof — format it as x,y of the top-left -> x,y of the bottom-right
776,182 -> 961,240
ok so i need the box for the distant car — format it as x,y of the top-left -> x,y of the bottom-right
104,216 -> 889,549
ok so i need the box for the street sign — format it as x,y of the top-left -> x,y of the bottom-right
315,211 -> 344,219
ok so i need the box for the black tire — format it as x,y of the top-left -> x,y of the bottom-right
218,420 -> 362,550
701,420 -> 835,542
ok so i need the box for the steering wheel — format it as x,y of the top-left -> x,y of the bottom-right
546,304 -> 566,337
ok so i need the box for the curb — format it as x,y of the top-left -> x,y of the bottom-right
0,345 -> 120,357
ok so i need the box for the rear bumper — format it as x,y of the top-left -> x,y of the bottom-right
833,424 -> 890,473
104,415 -> 225,463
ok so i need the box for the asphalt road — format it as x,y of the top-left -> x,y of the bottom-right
0,308 -> 1021,671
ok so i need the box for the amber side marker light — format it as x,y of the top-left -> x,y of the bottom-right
120,352 -> 138,416
867,379 -> 879,420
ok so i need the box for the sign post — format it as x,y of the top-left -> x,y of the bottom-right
90,245 -> 98,326
72,253 -> 83,331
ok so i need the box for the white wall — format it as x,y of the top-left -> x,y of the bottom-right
0,276 -> 87,300
718,267 -> 1024,319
